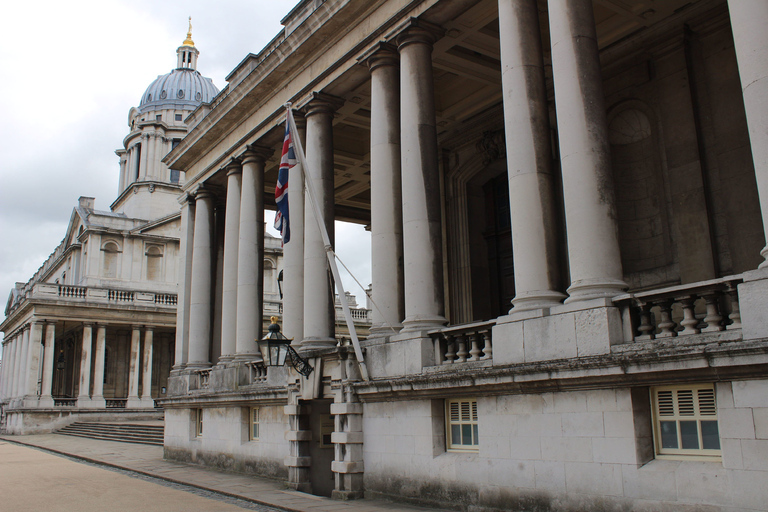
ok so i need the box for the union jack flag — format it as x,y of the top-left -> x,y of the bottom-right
274,122 -> 296,244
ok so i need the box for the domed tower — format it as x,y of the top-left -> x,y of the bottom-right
112,18 -> 219,219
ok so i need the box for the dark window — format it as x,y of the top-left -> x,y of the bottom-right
175,114 -> 183,122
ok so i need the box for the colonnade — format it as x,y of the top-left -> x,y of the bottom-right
173,0 -> 768,361
118,131 -> 173,195
1,322 -> 158,409
175,147 -> 274,369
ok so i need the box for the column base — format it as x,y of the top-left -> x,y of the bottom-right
368,323 -> 402,337
233,353 -> 260,362
300,337 -> 337,350
400,314 -> 447,333
759,245 -> 768,268
184,362 -> 212,370
139,397 -> 155,408
510,290 -> 567,312
126,397 -> 143,409
89,396 -> 107,408
77,396 -> 96,409
564,278 -> 627,304
38,395 -> 54,408
216,355 -> 235,366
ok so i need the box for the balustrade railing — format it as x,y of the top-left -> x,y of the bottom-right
54,398 -> 77,407
154,294 -> 178,305
58,285 -> 86,299
48,284 -> 177,308
106,399 -> 127,408
245,361 -> 268,384
334,307 -> 371,323
428,321 -> 495,366
197,369 -> 211,389
613,276 -> 743,342
108,289 -> 134,302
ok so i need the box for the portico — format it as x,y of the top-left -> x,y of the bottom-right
161,0 -> 768,509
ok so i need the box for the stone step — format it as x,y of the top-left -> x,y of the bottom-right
57,422 -> 164,446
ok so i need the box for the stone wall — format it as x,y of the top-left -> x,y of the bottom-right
164,405 -> 289,479
362,382 -> 768,511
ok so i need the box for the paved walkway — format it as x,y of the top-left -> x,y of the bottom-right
0,433 -> 450,512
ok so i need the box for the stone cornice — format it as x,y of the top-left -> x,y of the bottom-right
351,338 -> 768,401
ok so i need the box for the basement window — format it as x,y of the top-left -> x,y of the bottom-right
195,408 -> 204,437
250,407 -> 260,441
651,384 -> 720,458
446,399 -> 478,451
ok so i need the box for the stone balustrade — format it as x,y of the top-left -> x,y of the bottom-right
428,320 -> 495,366
334,307 -> 371,322
106,399 -> 127,409
27,283 -> 178,309
613,276 -> 743,342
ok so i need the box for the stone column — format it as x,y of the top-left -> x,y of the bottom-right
38,322 -> 56,407
236,147 -> 271,359
302,95 -> 338,348
0,342 -> 7,400
146,133 -> 157,179
498,0 -> 566,312
126,326 -> 142,408
187,188 -> 214,368
284,115 -> 306,345
77,323 -> 94,406
117,153 -> 127,196
365,44 -> 405,335
173,194 -> 195,371
90,325 -> 106,408
22,322 -> 43,403
728,0 -> 768,267
548,0 -> 626,302
397,22 -> 448,331
220,160 -> 242,363
7,336 -> 18,399
3,338 -> 15,399
139,136 -> 149,180
14,326 -> 29,398
124,147 -> 134,188
140,327 -> 154,406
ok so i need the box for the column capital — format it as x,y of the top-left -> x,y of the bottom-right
225,157 -> 242,176
191,184 -> 216,201
300,92 -> 344,117
143,325 -> 155,332
242,144 -> 274,165
358,42 -> 399,71
393,18 -> 444,50
178,191 -> 195,205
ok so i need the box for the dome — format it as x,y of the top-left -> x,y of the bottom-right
139,68 -> 219,113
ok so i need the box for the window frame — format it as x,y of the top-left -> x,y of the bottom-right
445,398 -> 479,452
250,407 -> 260,441
195,408 -> 204,438
650,383 -> 721,460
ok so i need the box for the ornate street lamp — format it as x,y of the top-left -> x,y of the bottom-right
258,317 -> 314,377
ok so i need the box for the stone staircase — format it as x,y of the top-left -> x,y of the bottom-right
57,422 -> 164,446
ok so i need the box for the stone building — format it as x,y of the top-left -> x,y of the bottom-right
161,0 -> 768,510
0,29 -> 221,434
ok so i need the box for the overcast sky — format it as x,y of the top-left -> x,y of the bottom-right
0,0 -> 373,335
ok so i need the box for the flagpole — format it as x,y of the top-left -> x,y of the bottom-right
285,104 -> 370,381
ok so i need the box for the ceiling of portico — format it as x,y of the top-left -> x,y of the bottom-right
257,0 -> 702,224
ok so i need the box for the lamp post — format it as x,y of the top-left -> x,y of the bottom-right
258,317 -> 314,377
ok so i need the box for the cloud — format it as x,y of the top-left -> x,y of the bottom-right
0,0 -> 373,335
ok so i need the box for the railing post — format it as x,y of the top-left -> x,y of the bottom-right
678,296 -> 701,335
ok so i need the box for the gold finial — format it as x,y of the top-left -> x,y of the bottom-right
182,16 -> 195,47
270,316 -> 279,324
